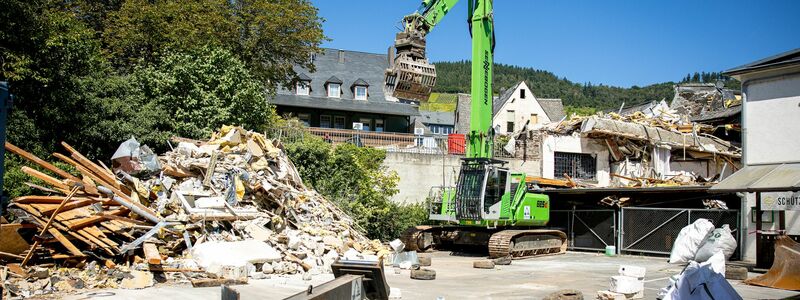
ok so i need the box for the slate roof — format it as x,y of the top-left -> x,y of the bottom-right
724,48 -> 800,76
538,98 -> 566,121
352,78 -> 369,87
492,82 -> 523,116
325,76 -> 343,84
273,48 -> 418,116
297,73 -> 312,81
415,111 -> 455,126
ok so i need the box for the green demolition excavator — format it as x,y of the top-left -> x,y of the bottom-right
384,0 -> 567,259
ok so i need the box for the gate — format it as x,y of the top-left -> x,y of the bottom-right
620,208 -> 740,259
551,209 -> 616,252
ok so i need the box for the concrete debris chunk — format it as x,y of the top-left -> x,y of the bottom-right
410,268 -> 436,280
473,260 -> 495,269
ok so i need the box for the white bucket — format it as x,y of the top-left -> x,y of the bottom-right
605,246 -> 616,256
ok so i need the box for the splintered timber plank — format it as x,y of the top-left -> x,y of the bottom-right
48,228 -> 85,257
61,142 -> 119,189
17,203 -> 120,255
53,153 -> 117,189
14,204 -> 99,252
5,142 -> 81,182
143,243 -> 162,265
53,153 -> 158,222
21,167 -> 69,190
67,208 -> 130,230
14,196 -> 92,204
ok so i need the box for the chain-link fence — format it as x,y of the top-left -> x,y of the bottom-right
620,207 -> 740,259
551,209 -> 616,252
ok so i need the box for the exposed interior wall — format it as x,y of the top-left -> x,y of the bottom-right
541,134 -> 610,186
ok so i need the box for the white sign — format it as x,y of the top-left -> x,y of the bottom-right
523,206 -> 531,219
761,191 -> 800,211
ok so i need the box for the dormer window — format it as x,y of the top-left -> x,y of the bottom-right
295,73 -> 312,96
325,76 -> 343,98
296,81 -> 310,96
328,83 -> 340,98
351,78 -> 369,100
355,86 -> 367,100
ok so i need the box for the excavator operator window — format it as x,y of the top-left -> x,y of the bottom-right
484,169 -> 508,213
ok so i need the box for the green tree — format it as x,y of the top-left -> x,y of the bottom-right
104,0 -> 326,87
133,46 -> 275,140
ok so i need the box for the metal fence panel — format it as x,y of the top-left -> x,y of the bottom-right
621,208 -> 740,259
551,209 -> 616,252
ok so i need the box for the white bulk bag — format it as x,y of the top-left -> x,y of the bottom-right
694,225 -> 737,262
668,218 -> 715,264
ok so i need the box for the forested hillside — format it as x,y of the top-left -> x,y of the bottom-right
432,61 -> 738,110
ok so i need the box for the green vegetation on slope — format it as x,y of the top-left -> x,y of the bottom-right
420,92 -> 458,112
432,61 -> 738,111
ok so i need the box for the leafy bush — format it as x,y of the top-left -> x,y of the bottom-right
284,137 -> 427,240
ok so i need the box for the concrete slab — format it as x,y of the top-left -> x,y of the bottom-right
63,252 -> 797,299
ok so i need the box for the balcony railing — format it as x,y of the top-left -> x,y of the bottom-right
268,126 -> 538,158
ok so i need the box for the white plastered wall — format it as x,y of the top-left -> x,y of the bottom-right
541,134 -> 610,186
493,82 -> 552,135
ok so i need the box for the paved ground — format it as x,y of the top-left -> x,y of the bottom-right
64,251 -> 798,299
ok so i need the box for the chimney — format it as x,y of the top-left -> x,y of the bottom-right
338,50 -> 345,63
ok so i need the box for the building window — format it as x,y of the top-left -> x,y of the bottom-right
554,152 -> 596,180
354,86 -> 367,100
296,82 -> 310,96
327,83 -> 340,98
359,118 -> 371,131
530,113 -> 538,125
298,113 -> 310,126
375,119 -> 384,132
506,122 -> 514,133
520,89 -> 526,99
320,115 -> 332,128
334,116 -> 345,129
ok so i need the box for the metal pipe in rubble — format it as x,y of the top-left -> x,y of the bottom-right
97,186 -> 162,224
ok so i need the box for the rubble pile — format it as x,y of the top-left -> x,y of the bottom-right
544,103 -> 741,189
1,126 -> 387,298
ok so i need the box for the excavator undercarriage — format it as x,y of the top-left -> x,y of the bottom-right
401,226 -> 567,259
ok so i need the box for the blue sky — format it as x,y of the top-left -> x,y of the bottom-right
311,0 -> 800,88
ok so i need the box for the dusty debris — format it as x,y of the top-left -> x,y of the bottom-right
542,289 -> 583,300
0,125 -> 388,297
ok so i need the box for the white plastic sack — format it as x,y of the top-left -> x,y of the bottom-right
694,225 -> 737,262
668,218 -> 715,264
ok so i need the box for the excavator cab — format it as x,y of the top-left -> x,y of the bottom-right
385,14 -> 437,102
454,158 -> 510,221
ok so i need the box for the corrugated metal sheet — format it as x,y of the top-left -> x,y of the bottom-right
710,163 -> 800,192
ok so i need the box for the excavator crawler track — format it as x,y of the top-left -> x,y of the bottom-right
488,229 -> 568,259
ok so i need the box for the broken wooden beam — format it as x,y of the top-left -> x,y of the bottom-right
5,142 -> 81,182
143,243 -> 162,265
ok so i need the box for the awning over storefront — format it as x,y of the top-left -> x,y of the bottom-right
710,163 -> 800,193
